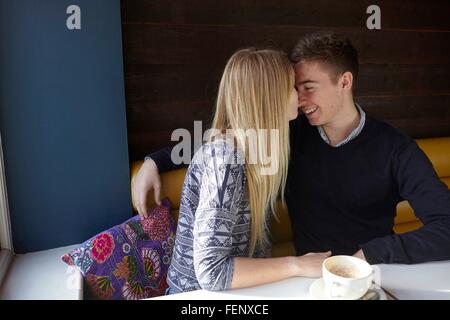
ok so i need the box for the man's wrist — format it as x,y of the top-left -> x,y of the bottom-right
144,156 -> 154,163
144,156 -> 156,166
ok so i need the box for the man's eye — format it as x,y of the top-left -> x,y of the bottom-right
305,87 -> 314,91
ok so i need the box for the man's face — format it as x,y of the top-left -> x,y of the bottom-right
294,60 -> 344,126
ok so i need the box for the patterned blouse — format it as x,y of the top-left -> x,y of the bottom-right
167,138 -> 271,293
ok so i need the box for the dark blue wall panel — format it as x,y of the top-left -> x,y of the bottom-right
0,0 -> 131,253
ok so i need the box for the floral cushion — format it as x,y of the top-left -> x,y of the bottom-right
61,198 -> 175,300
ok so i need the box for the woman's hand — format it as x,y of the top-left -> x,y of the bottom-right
292,251 -> 332,278
132,158 -> 162,218
353,249 -> 367,261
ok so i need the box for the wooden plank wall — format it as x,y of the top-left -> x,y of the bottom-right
121,0 -> 450,161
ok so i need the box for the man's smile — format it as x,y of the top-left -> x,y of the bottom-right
302,106 -> 318,116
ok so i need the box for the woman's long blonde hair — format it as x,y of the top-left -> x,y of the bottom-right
210,48 -> 294,256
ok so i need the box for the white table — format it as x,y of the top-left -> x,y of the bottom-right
376,260 -> 450,300
151,260 -> 450,300
0,245 -> 83,300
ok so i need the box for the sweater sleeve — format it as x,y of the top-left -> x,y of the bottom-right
145,145 -> 190,173
362,139 -> 450,264
192,142 -> 245,291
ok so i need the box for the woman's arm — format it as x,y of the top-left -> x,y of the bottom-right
231,252 -> 330,289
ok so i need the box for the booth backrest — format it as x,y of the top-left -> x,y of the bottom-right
131,137 -> 450,257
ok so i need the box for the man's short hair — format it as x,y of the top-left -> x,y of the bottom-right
290,31 -> 359,84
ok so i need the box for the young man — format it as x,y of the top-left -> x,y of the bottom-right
133,32 -> 450,267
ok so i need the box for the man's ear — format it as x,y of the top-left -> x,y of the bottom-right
341,71 -> 353,90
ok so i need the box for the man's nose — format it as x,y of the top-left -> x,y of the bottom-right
298,95 -> 307,108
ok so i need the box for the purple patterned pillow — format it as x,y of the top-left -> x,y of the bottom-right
62,198 -> 175,300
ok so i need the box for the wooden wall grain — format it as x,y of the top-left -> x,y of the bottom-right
121,0 -> 450,161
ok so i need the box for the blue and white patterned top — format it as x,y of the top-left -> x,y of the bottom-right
167,138 -> 271,293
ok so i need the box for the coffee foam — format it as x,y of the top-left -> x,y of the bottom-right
329,265 -> 360,278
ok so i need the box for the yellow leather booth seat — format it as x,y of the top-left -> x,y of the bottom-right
131,137 -> 450,258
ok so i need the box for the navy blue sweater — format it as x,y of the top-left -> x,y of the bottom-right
148,115 -> 450,264
287,115 -> 450,264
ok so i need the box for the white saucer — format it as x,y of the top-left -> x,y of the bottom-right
309,278 -> 387,300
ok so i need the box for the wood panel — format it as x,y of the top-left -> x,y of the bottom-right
357,95 -> 450,137
356,64 -> 450,96
121,1 -> 450,161
124,64 -> 222,105
122,0 -> 450,30
124,63 -> 450,106
122,24 -> 450,65
127,100 -> 213,132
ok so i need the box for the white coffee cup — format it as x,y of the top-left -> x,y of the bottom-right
322,255 -> 374,300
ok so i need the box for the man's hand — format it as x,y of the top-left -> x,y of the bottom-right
132,158 -> 162,218
353,249 -> 366,261
293,251 -> 332,278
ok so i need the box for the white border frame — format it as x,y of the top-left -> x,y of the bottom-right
0,132 -> 13,252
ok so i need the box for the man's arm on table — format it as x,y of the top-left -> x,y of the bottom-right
361,139 -> 450,264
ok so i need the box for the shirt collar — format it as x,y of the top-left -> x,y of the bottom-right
317,103 -> 366,147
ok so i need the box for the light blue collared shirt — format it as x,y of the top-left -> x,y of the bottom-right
317,104 -> 366,147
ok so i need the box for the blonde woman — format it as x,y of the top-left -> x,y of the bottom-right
161,48 -> 330,294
